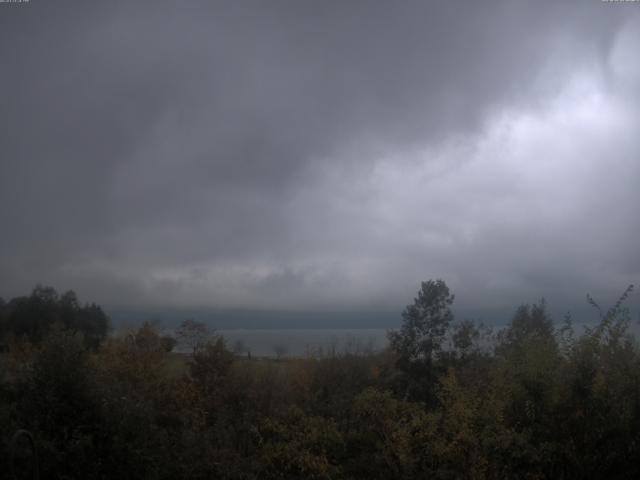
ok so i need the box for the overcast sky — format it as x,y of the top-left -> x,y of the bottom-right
1,1 -> 639,322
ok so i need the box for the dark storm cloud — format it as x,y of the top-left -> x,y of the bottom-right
0,1 -> 638,317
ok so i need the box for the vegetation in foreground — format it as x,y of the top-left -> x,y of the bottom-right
1,281 -> 639,479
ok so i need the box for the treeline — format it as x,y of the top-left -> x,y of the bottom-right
1,281 -> 639,479
0,285 -> 109,349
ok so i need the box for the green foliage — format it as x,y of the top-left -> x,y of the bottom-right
176,318 -> 210,353
497,301 -> 556,354
0,285 -> 109,348
388,279 -> 455,403
160,335 -> 178,352
258,407 -> 343,480
1,281 -> 639,479
17,327 -> 102,478
189,336 -> 235,394
389,279 -> 455,365
347,387 -> 425,479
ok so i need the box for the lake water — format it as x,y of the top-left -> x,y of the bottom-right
200,329 -> 390,357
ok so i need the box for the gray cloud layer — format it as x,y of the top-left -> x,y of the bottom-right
1,1 -> 639,318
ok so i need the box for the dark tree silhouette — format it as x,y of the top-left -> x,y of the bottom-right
388,279 -> 454,402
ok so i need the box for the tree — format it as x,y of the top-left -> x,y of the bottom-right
388,279 -> 454,402
497,300 -> 555,353
347,388 -> 424,478
451,319 -> 481,358
75,302 -> 110,350
258,407 -> 342,480
175,319 -> 210,353
160,335 -> 177,353
273,344 -> 289,360
0,297 -> 6,346
232,339 -> 247,356
1,286 -> 109,348
19,326 -> 101,478
134,321 -> 163,352
189,336 -> 234,395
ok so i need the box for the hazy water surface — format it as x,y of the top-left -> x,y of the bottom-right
213,329 -> 389,357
